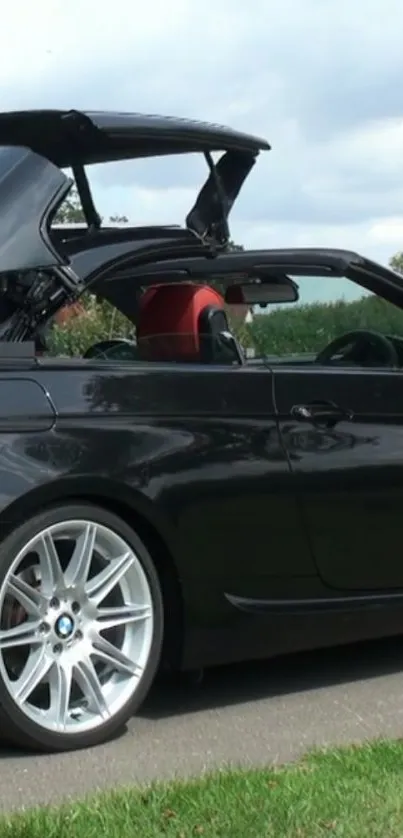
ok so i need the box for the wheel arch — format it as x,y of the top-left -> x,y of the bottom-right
0,476 -> 185,670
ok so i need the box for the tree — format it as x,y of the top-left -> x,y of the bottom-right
390,251 -> 403,275
109,213 -> 129,223
55,185 -> 85,223
55,184 -> 128,225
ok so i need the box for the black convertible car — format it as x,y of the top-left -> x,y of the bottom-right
0,109 -> 402,753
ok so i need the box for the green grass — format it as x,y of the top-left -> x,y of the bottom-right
4,740 -> 403,837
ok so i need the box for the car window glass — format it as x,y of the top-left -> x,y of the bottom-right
45,273 -> 403,368
234,275 -> 403,363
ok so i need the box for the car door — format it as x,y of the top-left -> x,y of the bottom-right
273,362 -> 403,591
37,358 -> 316,604
154,363 -> 317,603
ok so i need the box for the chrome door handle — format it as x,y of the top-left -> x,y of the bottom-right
291,401 -> 354,428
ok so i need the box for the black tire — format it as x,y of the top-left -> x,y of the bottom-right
0,502 -> 164,753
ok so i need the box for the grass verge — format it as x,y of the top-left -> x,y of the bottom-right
2,740 -> 403,837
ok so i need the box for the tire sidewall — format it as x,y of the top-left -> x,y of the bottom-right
0,502 -> 164,752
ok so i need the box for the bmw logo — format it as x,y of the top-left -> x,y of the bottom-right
55,614 -> 74,639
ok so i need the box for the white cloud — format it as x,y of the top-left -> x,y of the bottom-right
2,0 -> 403,265
234,217 -> 403,268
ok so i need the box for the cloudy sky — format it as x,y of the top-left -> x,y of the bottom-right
3,0 -> 403,277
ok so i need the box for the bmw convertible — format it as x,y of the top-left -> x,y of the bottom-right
0,109 -> 402,752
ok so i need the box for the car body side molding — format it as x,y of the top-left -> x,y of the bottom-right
226,591 -> 403,615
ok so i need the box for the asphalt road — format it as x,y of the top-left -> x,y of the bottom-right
1,636 -> 403,813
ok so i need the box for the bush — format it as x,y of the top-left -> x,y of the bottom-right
239,294 -> 403,356
47,296 -> 134,357
46,294 -> 403,358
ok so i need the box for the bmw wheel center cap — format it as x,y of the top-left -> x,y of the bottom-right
55,613 -> 75,639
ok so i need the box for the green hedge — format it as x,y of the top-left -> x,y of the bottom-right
47,294 -> 403,358
239,294 -> 403,356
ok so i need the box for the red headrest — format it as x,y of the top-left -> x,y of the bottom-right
138,285 -> 158,312
137,283 -> 225,361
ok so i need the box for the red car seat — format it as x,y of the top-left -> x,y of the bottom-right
137,283 -> 242,364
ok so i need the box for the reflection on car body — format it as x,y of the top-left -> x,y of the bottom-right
0,109 -> 402,753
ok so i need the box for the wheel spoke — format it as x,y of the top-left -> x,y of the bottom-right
49,662 -> 72,732
0,619 -> 41,650
65,524 -> 97,587
96,603 -> 152,630
15,648 -> 52,703
37,532 -> 64,594
0,516 -> 154,737
74,657 -> 110,720
85,552 -> 134,605
6,574 -> 46,616
91,634 -> 141,677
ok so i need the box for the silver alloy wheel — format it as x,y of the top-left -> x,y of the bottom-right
0,519 -> 154,735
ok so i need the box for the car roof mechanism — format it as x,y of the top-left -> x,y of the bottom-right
203,150 -> 230,246
72,164 -> 102,230
186,148 -> 258,248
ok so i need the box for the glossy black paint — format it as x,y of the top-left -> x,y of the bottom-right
0,109 -> 270,166
0,146 -> 70,272
0,358 -> 403,673
91,247 -> 403,338
4,106 -> 402,678
274,365 -> 403,592
69,228 -> 205,284
117,247 -> 403,313
0,108 -> 270,291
